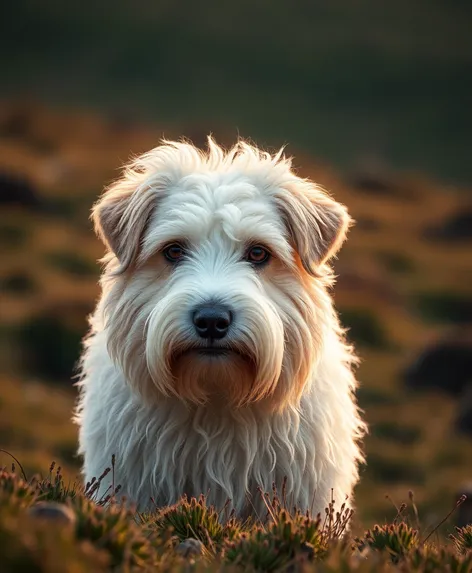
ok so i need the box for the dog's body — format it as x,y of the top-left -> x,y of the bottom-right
75,140 -> 366,516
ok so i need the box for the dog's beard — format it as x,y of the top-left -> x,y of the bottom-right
105,269 -> 323,410
142,287 -> 287,407
171,350 -> 256,407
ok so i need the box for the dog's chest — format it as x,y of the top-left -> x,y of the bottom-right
121,401 -> 312,512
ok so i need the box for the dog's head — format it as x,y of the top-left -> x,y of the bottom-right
93,139 -> 351,410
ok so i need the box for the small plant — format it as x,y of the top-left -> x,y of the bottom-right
450,524 -> 472,554
356,522 -> 419,563
406,546 -> 472,572
0,468 -> 37,510
154,495 -> 228,550
34,462 -> 81,503
72,495 -> 161,569
225,487 -> 352,571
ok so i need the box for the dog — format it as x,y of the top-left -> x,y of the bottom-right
75,138 -> 366,517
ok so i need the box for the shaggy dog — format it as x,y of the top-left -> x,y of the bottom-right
75,139 -> 366,517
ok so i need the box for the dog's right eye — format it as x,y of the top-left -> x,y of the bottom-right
163,243 -> 186,263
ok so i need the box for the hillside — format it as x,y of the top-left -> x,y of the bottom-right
1,1 -> 472,184
0,102 -> 472,530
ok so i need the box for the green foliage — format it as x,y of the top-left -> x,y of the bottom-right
224,489 -> 352,571
1,460 -> 472,572
405,546 -> 472,573
34,462 -> 81,504
154,495 -> 230,549
450,525 -> 472,554
356,522 -> 419,563
0,468 -> 37,510
225,510 -> 329,571
72,496 -> 162,569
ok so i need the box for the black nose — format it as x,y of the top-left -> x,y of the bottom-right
193,304 -> 232,339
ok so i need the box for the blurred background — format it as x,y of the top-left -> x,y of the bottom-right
0,1 -> 471,529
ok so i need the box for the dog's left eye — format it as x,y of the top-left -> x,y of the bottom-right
163,243 -> 186,263
246,245 -> 270,265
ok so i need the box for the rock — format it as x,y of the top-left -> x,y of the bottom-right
0,171 -> 41,209
404,338 -> 472,396
175,538 -> 204,558
28,502 -> 76,527
424,209 -> 472,242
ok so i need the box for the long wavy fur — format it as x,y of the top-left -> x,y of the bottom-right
75,138 -> 366,518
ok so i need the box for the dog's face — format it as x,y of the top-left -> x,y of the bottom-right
94,140 -> 351,410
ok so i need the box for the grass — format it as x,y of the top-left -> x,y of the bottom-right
0,462 -> 471,572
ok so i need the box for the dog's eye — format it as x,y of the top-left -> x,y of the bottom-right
246,245 -> 270,265
163,243 -> 186,263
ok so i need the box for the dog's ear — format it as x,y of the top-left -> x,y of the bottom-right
275,185 -> 352,275
93,172 -> 163,272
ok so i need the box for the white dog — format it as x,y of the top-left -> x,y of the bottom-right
75,139 -> 366,517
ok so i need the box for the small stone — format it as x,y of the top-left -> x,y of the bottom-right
28,502 -> 76,526
175,538 -> 204,558
299,541 -> 315,560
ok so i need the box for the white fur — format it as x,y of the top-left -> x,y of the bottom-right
75,139 -> 366,518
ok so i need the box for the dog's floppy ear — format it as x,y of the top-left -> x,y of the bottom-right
93,170 -> 164,272
275,184 -> 352,275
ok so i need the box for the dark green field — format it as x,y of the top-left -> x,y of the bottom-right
2,1 -> 472,184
